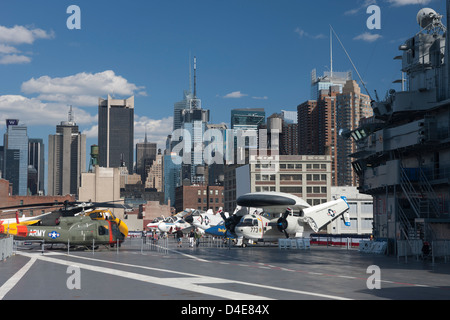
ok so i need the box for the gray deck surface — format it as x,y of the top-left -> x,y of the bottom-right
1,238 -> 449,305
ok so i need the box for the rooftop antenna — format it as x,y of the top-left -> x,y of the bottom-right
68,105 -> 74,123
330,25 -> 372,100
193,56 -> 197,98
189,51 -> 192,95
330,25 -> 333,79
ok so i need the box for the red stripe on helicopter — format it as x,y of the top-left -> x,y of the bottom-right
17,225 -> 28,237
108,221 -> 113,244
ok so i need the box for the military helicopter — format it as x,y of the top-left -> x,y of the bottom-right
0,201 -> 129,248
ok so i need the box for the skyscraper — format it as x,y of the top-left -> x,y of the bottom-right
3,119 -> 28,195
28,138 -> 45,195
48,108 -> 86,196
136,132 -> 157,183
169,56 -> 210,184
298,80 -> 371,186
230,108 -> 265,130
310,69 -> 352,100
173,90 -> 194,132
336,80 -> 372,186
98,95 -> 134,173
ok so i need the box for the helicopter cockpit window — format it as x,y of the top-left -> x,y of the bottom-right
98,225 -> 109,236
89,212 -> 101,219
108,211 -> 116,220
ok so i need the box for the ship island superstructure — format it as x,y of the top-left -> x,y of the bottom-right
343,4 -> 450,255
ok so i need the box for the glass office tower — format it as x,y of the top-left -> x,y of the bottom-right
98,95 -> 134,174
3,120 -> 28,195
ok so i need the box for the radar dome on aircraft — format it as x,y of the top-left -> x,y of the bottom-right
417,8 -> 438,28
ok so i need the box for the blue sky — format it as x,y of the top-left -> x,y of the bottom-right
0,0 -> 444,151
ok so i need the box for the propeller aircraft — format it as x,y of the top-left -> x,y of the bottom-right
217,192 -> 350,247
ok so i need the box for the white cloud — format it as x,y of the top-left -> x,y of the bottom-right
294,27 -> 326,40
0,44 -> 19,54
0,54 -> 31,64
345,0 -> 377,15
0,95 -> 96,127
0,25 -> 54,44
134,116 -> 174,149
223,91 -> 248,99
386,0 -> 431,6
0,24 -> 54,64
0,25 -> 55,44
353,32 -> 382,42
21,70 -> 147,106
252,96 -> 268,100
82,124 -> 98,139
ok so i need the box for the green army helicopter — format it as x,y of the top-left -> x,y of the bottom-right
0,201 -> 129,248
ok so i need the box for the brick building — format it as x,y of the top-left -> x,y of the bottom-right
0,178 -> 75,219
175,184 -> 224,213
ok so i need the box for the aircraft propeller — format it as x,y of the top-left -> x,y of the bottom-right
276,208 -> 292,238
219,210 -> 240,236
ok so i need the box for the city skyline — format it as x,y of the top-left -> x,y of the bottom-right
0,0 -> 443,152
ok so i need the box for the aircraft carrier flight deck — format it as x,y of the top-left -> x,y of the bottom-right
1,238 -> 449,303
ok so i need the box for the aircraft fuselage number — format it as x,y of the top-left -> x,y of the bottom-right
250,226 -> 259,233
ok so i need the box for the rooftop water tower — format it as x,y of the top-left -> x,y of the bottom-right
89,144 -> 99,172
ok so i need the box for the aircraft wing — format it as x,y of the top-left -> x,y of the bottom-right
302,197 -> 350,232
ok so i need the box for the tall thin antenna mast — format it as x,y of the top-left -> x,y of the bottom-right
330,25 -> 333,79
193,56 -> 197,98
330,25 -> 372,100
68,105 -> 74,123
189,52 -> 192,94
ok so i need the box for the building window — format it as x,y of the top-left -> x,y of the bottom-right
280,174 -> 302,181
280,186 -> 302,193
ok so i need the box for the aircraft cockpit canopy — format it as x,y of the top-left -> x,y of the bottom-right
237,216 -> 258,227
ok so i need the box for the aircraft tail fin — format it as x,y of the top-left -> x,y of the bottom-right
302,197 -> 350,232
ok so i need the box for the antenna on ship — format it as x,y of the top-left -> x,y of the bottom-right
330,25 -> 372,100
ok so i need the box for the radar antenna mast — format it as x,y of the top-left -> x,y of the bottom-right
330,25 -> 372,100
